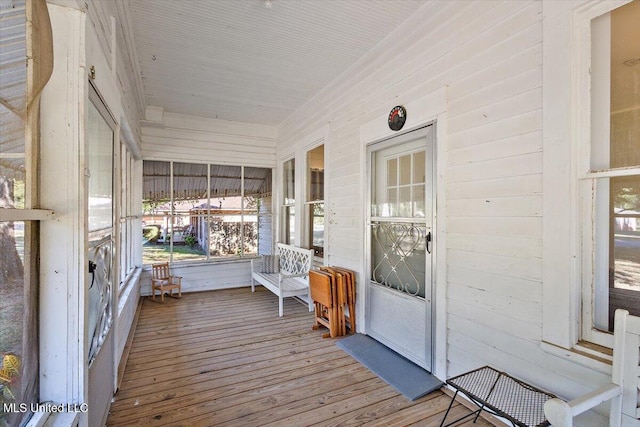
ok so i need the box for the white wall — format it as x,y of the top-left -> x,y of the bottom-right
276,0 -> 612,409
141,111 -> 277,168
140,260 -> 253,296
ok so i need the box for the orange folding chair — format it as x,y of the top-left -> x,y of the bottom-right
309,270 -> 340,338
324,266 -> 356,334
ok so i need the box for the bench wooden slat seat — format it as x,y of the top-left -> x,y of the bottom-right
250,243 -> 314,317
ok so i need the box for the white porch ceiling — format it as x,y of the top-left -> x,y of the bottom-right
127,0 -> 428,126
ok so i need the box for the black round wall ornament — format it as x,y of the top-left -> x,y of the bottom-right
388,105 -> 407,131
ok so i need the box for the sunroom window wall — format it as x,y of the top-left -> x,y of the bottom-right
142,161 -> 272,265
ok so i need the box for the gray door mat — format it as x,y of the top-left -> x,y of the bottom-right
336,333 -> 443,401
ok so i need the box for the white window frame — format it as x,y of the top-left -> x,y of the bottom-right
541,0 -> 635,356
305,143 -> 325,262
580,1 -> 640,347
118,140 -> 138,293
281,157 -> 296,245
141,160 -> 271,264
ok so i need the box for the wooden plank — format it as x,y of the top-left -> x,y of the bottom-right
448,110 -> 542,152
115,349 -> 352,404
447,233 -> 541,259
447,298 -> 541,343
448,66 -> 542,119
447,131 -> 542,168
448,89 -> 542,135
108,289 -> 487,426
447,217 -> 541,239
311,392 -> 441,427
142,125 -> 275,146
447,265 -> 542,303
130,306 -> 312,344
142,134 -> 276,155
212,377 -> 389,427
447,249 -> 542,282
447,195 -> 542,218
141,148 -> 276,168
447,152 -> 542,184
447,174 -> 542,201
364,398 -> 489,427
122,330 -> 332,385
123,330 -> 340,380
128,309 -> 309,348
109,355 -> 361,424
162,112 -> 277,139
448,283 -> 541,324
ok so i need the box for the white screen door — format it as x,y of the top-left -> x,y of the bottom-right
366,125 -> 434,370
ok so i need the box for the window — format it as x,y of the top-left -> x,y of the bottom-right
119,144 -> 137,290
245,166 -> 273,255
582,0 -> 640,345
142,161 -> 272,264
0,148 -> 34,427
282,158 -> 295,245
86,88 -> 115,363
306,145 -> 324,259
0,1 -> 45,423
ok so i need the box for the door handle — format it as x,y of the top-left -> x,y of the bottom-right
426,231 -> 432,254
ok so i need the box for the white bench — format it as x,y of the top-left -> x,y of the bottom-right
250,243 -> 314,317
544,309 -> 640,427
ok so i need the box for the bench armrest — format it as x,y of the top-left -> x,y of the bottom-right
544,383 -> 621,427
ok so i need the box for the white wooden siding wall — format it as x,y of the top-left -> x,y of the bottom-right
140,261 -> 252,296
277,0 -> 610,402
86,0 -> 143,140
141,113 -> 277,168
115,3 -> 144,139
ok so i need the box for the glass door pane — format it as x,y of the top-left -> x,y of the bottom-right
86,97 -> 114,363
369,134 -> 432,299
371,222 -> 427,297
372,139 -> 430,220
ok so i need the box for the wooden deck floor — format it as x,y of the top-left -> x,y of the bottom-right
107,288 -> 494,426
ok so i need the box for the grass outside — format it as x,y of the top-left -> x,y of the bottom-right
143,224 -> 207,263
142,243 -> 206,264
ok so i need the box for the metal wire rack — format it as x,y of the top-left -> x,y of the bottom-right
440,366 -> 557,427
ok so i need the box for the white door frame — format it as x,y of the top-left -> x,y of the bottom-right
365,126 -> 434,370
359,88 -> 448,379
